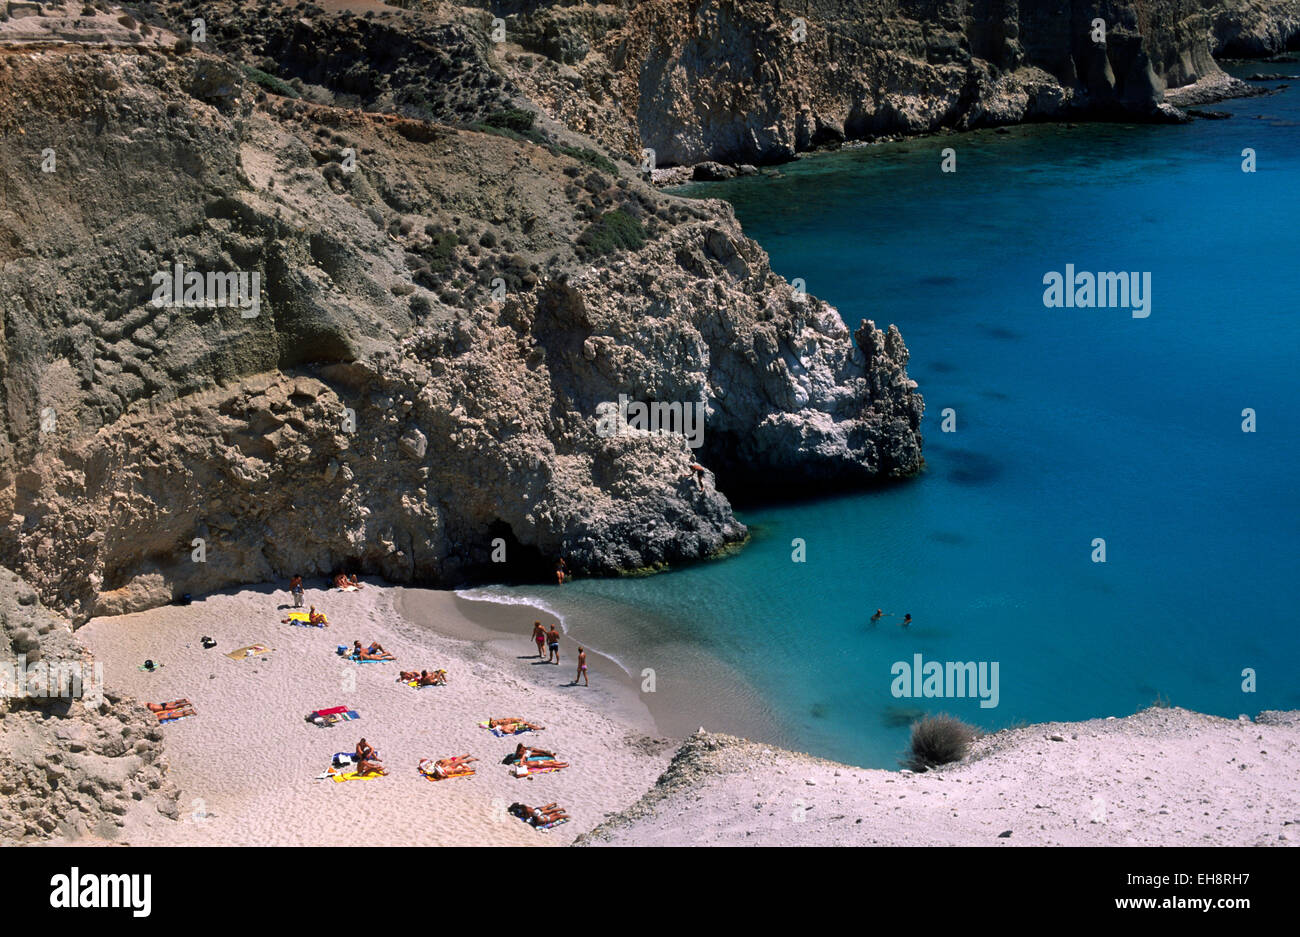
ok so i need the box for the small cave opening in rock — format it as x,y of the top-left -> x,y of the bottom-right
454,521 -> 558,586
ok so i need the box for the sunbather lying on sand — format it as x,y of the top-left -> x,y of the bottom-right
510,802 -> 570,826
510,743 -> 557,763
352,640 -> 395,661
399,669 -> 447,686
354,759 -> 387,777
146,700 -> 190,713
488,717 -> 543,732
420,755 -> 477,779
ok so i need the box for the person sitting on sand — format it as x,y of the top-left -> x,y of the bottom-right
308,606 -> 327,626
353,640 -> 395,661
334,573 -> 349,590
348,574 -> 364,589
355,758 -> 387,777
355,738 -> 381,764
417,669 -> 447,687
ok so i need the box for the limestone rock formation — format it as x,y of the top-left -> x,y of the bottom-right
0,567 -> 178,842
0,12 -> 922,621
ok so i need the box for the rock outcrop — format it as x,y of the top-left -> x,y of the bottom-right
0,8 -> 922,621
0,566 -> 178,842
481,0 -> 1300,166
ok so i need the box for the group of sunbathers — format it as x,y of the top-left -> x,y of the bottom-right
399,669 -> 447,686
352,640 -> 395,661
333,573 -> 365,591
147,699 -> 195,721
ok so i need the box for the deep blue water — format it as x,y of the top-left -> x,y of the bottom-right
473,64 -> 1300,767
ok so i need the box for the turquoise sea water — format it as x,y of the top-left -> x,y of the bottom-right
472,64 -> 1300,768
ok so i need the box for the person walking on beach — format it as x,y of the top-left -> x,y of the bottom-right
531,621 -> 546,658
574,647 -> 588,686
547,624 -> 561,664
290,574 -> 304,608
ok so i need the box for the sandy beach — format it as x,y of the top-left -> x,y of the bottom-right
76,580 -> 678,846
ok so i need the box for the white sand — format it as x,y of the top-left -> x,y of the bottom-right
578,710 -> 1300,846
76,582 -> 676,846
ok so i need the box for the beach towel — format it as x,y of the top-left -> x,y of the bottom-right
138,663 -> 164,672
478,720 -> 539,737
157,707 -> 196,725
286,611 -> 327,627
309,710 -> 360,727
225,644 -> 271,661
314,706 -> 349,717
330,769 -> 385,783
513,813 -> 569,831
336,585 -> 359,592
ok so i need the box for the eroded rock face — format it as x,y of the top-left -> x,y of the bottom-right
0,39 -> 921,621
485,0 -> 1300,165
0,568 -> 178,842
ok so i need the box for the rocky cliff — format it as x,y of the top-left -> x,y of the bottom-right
0,565 -> 177,841
0,3 -> 922,622
479,0 -> 1300,166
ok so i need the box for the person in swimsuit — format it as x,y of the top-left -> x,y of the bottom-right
290,575 -> 304,608
575,647 -> 588,686
532,621 -> 546,658
870,608 -> 884,624
355,738 -> 380,764
555,558 -> 567,585
901,614 -> 912,627
308,606 -> 327,626
547,624 -> 561,664
513,742 -> 556,762
417,669 -> 447,686
348,574 -> 364,589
